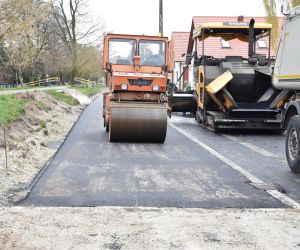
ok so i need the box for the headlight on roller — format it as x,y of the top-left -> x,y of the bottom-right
121,84 -> 128,90
152,85 -> 159,91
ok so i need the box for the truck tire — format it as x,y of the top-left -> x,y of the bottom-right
286,115 -> 300,173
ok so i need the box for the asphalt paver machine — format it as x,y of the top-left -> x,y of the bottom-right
170,20 -> 292,131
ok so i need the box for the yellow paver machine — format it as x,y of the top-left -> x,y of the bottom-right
169,19 -> 293,131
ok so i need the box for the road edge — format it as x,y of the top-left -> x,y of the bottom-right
7,101 -> 93,206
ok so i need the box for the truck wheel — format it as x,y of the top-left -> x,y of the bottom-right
286,115 -> 300,173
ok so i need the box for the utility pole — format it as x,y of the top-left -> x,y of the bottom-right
159,0 -> 163,36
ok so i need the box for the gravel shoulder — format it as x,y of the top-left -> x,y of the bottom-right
0,206 -> 299,249
0,86 -> 68,96
0,91 -> 82,205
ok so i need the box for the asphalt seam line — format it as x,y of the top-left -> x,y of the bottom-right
223,134 -> 286,164
170,123 -> 300,209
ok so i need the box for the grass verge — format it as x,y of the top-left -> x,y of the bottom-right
46,90 -> 79,106
75,85 -> 104,97
0,95 -> 27,125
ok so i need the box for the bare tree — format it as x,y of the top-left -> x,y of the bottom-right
263,0 -> 300,49
0,0 -> 51,84
263,0 -> 278,49
78,45 -> 103,81
51,0 -> 104,84
0,0 -> 104,85
287,0 -> 300,8
0,0 -> 35,41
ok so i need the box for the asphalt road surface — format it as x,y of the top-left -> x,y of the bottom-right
20,97 -> 300,208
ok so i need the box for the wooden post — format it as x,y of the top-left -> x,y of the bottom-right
3,127 -> 7,171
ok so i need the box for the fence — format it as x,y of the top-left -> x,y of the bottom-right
74,77 -> 97,87
25,77 -> 60,87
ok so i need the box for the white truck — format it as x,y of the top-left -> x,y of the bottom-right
273,5 -> 300,173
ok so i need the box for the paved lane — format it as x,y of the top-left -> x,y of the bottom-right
20,97 -> 299,208
170,115 -> 300,204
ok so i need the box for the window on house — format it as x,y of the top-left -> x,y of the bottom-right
257,39 -> 267,48
221,39 -> 231,48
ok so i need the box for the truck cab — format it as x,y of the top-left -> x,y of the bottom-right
272,6 -> 300,173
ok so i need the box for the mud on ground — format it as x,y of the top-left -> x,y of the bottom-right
0,91 -> 82,205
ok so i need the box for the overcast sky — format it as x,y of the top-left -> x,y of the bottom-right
89,0 -> 280,38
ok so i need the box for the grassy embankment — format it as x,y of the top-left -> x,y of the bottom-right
75,85 -> 104,97
0,90 -> 78,126
46,90 -> 79,106
0,95 -> 27,125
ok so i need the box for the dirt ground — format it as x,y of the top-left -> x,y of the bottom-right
0,91 -> 82,205
0,206 -> 299,249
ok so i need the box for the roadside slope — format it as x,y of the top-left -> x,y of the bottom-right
0,91 -> 82,205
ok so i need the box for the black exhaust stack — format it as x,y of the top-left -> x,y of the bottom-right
248,19 -> 255,58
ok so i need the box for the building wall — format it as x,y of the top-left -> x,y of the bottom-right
173,61 -> 191,90
173,61 -> 182,88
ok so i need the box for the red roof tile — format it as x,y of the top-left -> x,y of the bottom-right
171,32 -> 190,62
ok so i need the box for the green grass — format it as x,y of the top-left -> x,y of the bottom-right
75,85 -> 104,97
46,90 -> 79,106
0,95 -> 27,125
40,120 -> 47,129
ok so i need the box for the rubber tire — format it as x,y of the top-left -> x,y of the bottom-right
286,115 -> 300,173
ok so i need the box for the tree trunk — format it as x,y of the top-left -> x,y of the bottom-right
70,44 -> 78,85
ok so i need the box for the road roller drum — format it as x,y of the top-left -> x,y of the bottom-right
109,102 -> 168,143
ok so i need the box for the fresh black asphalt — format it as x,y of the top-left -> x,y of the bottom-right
20,97 -> 300,208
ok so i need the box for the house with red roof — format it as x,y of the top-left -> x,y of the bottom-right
171,32 -> 190,89
172,16 -> 284,89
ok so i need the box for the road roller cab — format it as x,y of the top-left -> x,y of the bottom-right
172,20 -> 292,130
102,34 -> 173,142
